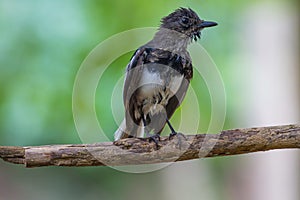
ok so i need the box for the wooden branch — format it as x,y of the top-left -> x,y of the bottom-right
0,124 -> 299,168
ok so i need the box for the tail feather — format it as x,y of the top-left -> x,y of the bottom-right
114,119 -> 144,140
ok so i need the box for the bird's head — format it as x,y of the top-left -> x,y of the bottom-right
160,7 -> 217,41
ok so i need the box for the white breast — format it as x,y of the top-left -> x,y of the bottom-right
167,74 -> 184,95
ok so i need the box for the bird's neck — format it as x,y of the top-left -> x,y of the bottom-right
146,28 -> 190,54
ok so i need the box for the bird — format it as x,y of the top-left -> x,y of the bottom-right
114,7 -> 217,145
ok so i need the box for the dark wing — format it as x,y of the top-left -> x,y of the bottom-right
122,47 -> 151,137
148,53 -> 193,134
166,60 -> 193,119
123,47 -> 148,108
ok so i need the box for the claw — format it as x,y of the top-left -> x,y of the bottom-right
169,132 -> 187,140
147,134 -> 161,149
168,132 -> 187,149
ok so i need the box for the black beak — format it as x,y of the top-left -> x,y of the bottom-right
199,21 -> 218,28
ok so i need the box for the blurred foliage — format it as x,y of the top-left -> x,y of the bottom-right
0,0 -> 298,200
0,0 -> 241,146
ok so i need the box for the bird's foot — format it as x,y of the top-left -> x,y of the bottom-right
169,132 -> 187,149
169,132 -> 187,140
147,133 -> 161,149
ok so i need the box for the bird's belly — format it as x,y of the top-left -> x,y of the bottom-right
139,65 -> 184,94
136,66 -> 184,115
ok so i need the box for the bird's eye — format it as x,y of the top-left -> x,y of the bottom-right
181,17 -> 189,24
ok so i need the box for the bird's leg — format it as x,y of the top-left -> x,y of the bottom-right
142,116 -> 160,149
166,118 -> 176,137
166,118 -> 187,150
167,118 -> 187,140
147,133 -> 161,149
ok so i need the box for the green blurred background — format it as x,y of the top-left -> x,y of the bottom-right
0,0 -> 299,200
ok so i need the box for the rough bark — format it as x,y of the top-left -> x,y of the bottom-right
0,124 -> 299,168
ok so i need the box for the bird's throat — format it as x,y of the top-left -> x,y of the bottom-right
148,29 -> 190,54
